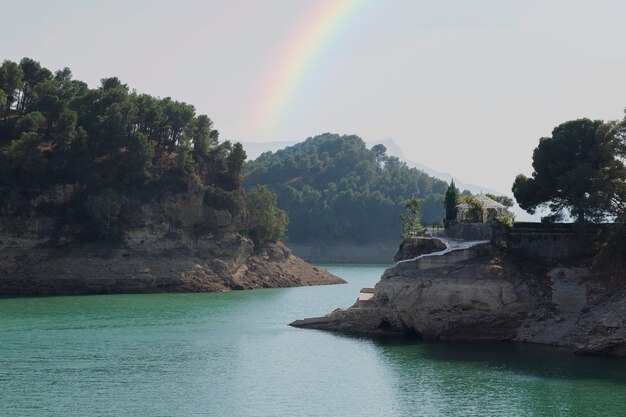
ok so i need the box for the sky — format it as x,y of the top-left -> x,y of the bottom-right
2,0 -> 626,195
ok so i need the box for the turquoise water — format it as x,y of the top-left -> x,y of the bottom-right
1,264 -> 626,417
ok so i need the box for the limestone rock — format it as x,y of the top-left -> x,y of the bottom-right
0,182 -> 343,295
292,241 -> 626,356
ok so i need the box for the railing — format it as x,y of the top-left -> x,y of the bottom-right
405,225 -> 446,239
424,226 -> 446,237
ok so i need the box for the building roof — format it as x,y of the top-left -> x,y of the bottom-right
456,194 -> 507,210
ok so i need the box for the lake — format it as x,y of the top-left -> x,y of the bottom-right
1,264 -> 626,417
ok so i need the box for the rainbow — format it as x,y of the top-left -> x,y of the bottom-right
247,0 -> 370,139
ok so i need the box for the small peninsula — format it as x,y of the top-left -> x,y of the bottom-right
0,58 -> 343,295
292,225 -> 626,355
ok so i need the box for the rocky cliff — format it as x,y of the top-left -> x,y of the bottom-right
0,183 -> 343,296
291,237 -> 626,356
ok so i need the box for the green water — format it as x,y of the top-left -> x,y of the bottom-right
1,264 -> 625,417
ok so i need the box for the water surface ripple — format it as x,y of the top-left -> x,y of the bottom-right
1,265 -> 625,416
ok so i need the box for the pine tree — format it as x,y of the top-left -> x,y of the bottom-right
400,198 -> 425,240
444,179 -> 460,226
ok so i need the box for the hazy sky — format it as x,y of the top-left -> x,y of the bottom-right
2,0 -> 626,194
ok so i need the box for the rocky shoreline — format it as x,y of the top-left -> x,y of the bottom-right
0,179 -> 344,296
0,239 -> 344,296
291,237 -> 626,356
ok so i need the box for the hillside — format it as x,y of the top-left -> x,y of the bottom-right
0,57 -> 342,294
242,137 -> 538,222
244,133 -> 449,245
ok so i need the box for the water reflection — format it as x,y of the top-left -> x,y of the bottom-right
326,334 -> 626,417
2,265 -> 625,417
371,337 -> 626,383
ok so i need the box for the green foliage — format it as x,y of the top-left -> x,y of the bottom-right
400,198 -> 425,239
244,133 -> 447,243
0,60 -> 24,115
3,131 -> 45,184
0,57 -> 248,243
125,132 -> 155,181
485,193 -> 514,208
226,142 -> 246,190
245,185 -> 288,245
15,111 -> 45,134
459,195 -> 484,223
204,186 -> 245,216
371,144 -> 387,164
191,114 -> 216,156
513,118 -> 626,223
494,211 -> 515,228
594,224 -> 626,265
444,179 -> 460,226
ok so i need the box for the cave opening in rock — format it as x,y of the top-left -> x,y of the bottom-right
404,326 -> 423,339
378,320 -> 393,331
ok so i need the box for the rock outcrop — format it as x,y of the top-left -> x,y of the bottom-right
0,183 -> 344,296
0,239 -> 344,296
291,237 -> 626,356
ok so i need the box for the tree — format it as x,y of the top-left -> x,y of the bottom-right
125,132 -> 155,180
513,118 -> 625,223
400,198 -> 425,239
19,57 -> 51,111
444,179 -> 460,225
53,108 -> 78,150
246,185 -> 288,245
226,142 -> 246,190
32,79 -> 67,140
0,60 -> 24,116
459,195 -> 484,223
602,113 -> 626,218
371,143 -> 387,165
3,131 -> 45,183
191,114 -> 215,156
15,111 -> 46,134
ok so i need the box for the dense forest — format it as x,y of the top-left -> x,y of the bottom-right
0,58 -> 284,244
244,133 -> 449,244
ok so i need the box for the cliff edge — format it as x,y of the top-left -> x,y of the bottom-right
0,183 -> 344,296
291,236 -> 626,356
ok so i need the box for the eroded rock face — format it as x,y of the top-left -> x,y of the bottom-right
0,239 -> 344,296
0,183 -> 344,295
291,241 -> 626,355
375,255 -> 533,340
